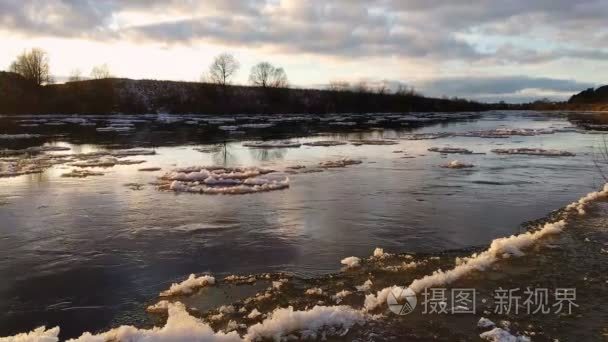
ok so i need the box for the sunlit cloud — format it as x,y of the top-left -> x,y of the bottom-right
1,0 -> 606,102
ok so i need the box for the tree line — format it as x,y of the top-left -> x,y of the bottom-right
7,48 -> 293,90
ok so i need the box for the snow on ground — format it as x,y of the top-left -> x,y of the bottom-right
159,274 -> 216,297
491,148 -> 575,157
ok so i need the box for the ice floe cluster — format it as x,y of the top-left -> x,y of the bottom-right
159,166 -> 290,195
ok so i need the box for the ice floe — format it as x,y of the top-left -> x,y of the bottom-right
341,256 -> 361,268
0,326 -> 60,341
138,167 -> 162,172
146,300 -> 170,314
247,309 -> 262,319
479,328 -> 530,342
349,140 -> 398,146
331,290 -> 353,304
160,166 -> 289,195
478,317 -> 496,329
302,141 -> 347,147
441,160 -> 475,169
319,158 -> 362,168
244,305 -> 365,341
159,274 -> 216,297
242,141 -> 301,148
491,148 -> 575,157
69,302 -> 241,342
428,147 -> 473,154
0,134 -> 41,139
305,288 -> 324,296
61,169 -> 104,178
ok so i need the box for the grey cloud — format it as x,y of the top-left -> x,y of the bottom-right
1,0 -> 607,64
417,76 -> 595,102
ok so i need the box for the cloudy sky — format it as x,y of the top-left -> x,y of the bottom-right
1,0 -> 606,102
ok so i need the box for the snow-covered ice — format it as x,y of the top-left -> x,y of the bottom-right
159,274 -> 216,297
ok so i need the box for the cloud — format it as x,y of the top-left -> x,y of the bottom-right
417,76 -> 595,102
2,0 -> 607,65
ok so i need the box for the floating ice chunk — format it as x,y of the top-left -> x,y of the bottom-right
0,134 -> 41,139
69,302 -> 241,342
331,290 -> 353,304
218,125 -> 239,131
341,256 -> 361,268
161,166 -> 289,195
491,148 -> 575,157
242,141 -> 301,148
159,274 -> 216,297
244,305 -> 365,341
303,141 -> 347,147
0,161 -> 45,178
373,248 -> 387,258
96,126 -> 133,132
71,157 -> 145,168
428,147 -> 473,154
478,317 -> 496,329
146,300 -> 170,314
0,326 -> 60,341
356,279 -> 373,292
305,288 -> 324,296
319,158 -> 362,168
238,123 -> 274,129
401,133 -> 451,140
224,275 -> 257,284
26,146 -> 71,153
247,308 -> 262,319
480,328 -> 530,342
272,279 -> 288,290
350,140 -> 398,146
138,167 -> 161,172
61,169 -> 104,178
363,285 -> 402,312
441,160 -> 475,169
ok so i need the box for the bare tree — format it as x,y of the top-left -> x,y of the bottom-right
90,64 -> 112,79
328,80 -> 351,92
208,53 -> 239,86
9,48 -> 52,86
249,62 -> 288,88
68,69 -> 82,82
